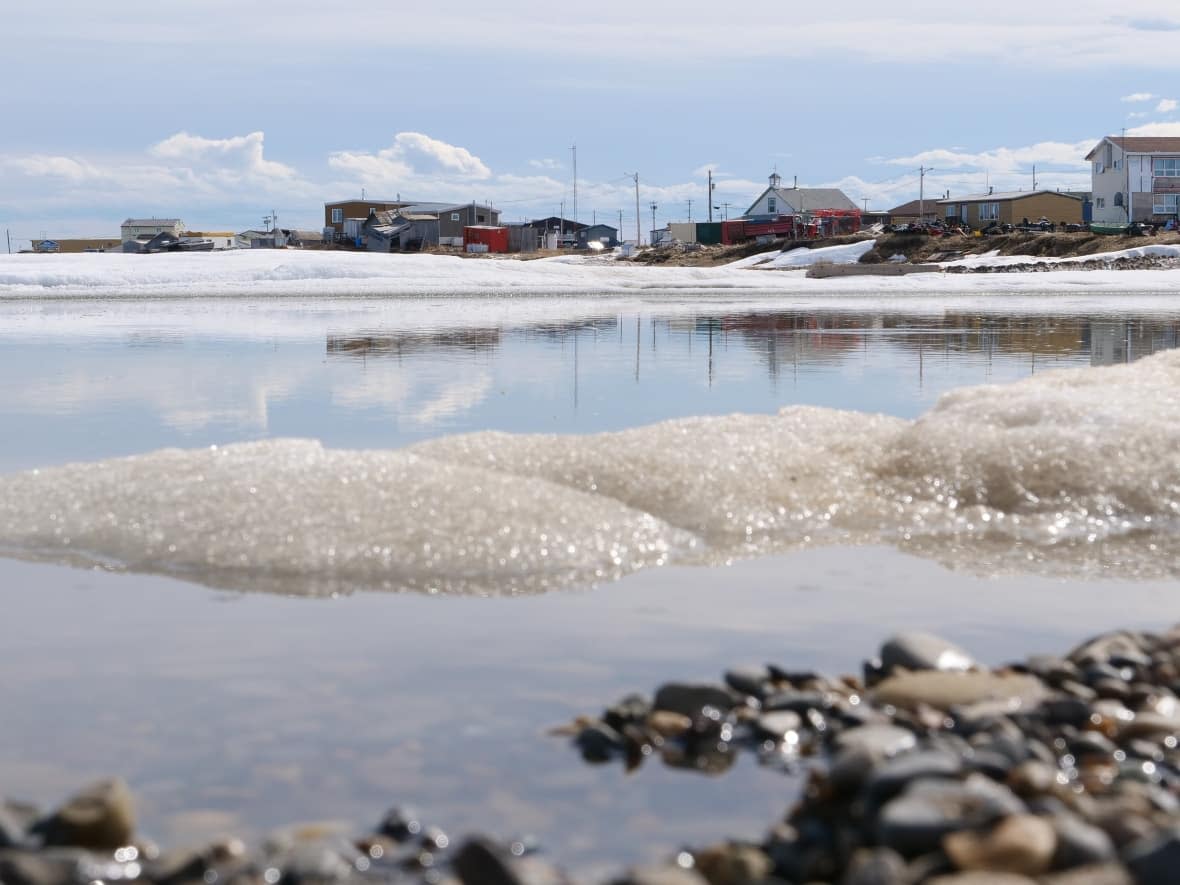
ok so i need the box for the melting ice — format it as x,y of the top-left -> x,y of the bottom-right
1,351 -> 1178,594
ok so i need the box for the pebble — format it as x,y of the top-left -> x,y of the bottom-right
35,777 -> 136,850
942,813 -> 1056,875
842,846 -> 907,884
834,724 -> 917,758
651,683 -> 736,718
1122,827 -> 1180,885
872,671 -> 1047,710
880,631 -> 976,674
610,865 -> 708,885
876,775 -> 1025,856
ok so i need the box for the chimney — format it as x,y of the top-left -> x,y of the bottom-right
793,175 -> 798,189
989,186 -> 994,195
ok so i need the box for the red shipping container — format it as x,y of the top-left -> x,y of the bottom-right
464,225 -> 510,253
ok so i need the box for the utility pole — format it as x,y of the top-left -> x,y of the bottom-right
1032,165 -> 1037,190
863,198 -> 870,212
707,170 -> 715,223
571,143 -> 578,226
918,166 -> 934,223
650,201 -> 658,243
687,198 -> 693,223
631,173 -> 641,244
618,209 -> 623,236
5,229 -> 10,254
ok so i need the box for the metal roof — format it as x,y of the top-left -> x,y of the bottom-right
1086,137 -> 1180,159
402,202 -> 497,214
122,218 -> 183,226
936,190 -> 1081,204
746,187 -> 858,216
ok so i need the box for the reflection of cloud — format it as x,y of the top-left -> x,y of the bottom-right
330,364 -> 413,411
410,374 -> 494,427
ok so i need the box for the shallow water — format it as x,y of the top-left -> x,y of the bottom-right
1,293 -> 1179,871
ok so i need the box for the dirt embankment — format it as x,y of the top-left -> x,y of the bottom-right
620,229 -> 1180,268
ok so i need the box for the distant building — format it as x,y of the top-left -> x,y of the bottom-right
31,237 -> 121,253
323,199 -> 500,245
575,224 -> 619,249
363,211 -> 440,252
121,218 -> 185,240
887,198 -> 942,226
743,173 -> 858,218
937,190 -> 1083,228
1085,136 -> 1180,224
323,199 -> 411,238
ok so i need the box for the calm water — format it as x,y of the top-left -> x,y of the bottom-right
2,294 -> 1179,871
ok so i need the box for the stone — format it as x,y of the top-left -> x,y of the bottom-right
1123,827 -> 1180,885
841,846 -> 907,884
647,711 -> 692,738
925,873 -> 1036,885
880,632 -> 975,674
604,693 -> 652,731
1050,813 -> 1116,868
1068,631 -> 1152,669
35,777 -> 136,850
0,801 -> 40,849
723,666 -> 771,699
1038,863 -> 1134,885
693,842 -> 771,885
754,710 -> 802,739
575,721 -> 624,762
652,683 -> 737,718
867,749 -> 963,803
610,864 -> 708,885
834,724 -> 917,759
0,848 -> 105,885
876,775 -> 1025,857
453,837 -> 526,885
376,806 -> 422,842
942,814 -> 1056,875
872,671 -> 1047,710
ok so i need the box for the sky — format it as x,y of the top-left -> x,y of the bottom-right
3,1 -> 1180,242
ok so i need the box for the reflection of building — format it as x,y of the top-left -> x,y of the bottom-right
326,330 -> 502,359
1090,320 -> 1180,366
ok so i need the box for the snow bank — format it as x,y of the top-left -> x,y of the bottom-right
941,243 -> 1180,269
2,248 -> 1179,298
2,350 -> 1178,594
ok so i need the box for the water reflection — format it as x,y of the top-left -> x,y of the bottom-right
1,303 -> 1178,476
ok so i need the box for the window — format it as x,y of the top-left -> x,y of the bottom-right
1095,162 -> 1105,174
1095,197 -> 1106,208
945,204 -> 956,217
978,202 -> 1000,221
1114,159 -> 1123,171
331,208 -> 343,223
451,213 -> 460,221
1154,194 -> 1180,214
767,196 -> 776,213
1153,158 -> 1180,177
1114,192 -> 1124,207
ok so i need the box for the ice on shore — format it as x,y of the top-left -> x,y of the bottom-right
1,350 -> 1177,595
1,247 -> 1178,298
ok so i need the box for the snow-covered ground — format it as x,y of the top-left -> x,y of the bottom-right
1,245 -> 1178,299
940,243 -> 1180,269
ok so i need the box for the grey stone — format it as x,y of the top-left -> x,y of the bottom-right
1123,826 -> 1180,885
0,802 -> 40,849
453,837 -> 526,885
604,693 -> 651,730
0,848 -> 103,885
876,775 -> 1025,857
926,873 -> 1036,885
873,671 -> 1048,710
376,806 -> 421,842
723,666 -> 771,699
881,632 -> 975,674
35,777 -> 136,850
1039,863 -> 1134,885
1068,631 -> 1152,669
841,846 -> 907,884
835,724 -> 917,759
575,721 -> 624,762
1051,813 -> 1116,868
651,683 -> 737,718
867,749 -> 964,802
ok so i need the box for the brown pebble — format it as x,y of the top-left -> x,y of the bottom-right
943,814 -> 1056,876
648,711 -> 692,738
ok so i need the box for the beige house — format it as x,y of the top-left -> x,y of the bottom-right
1086,136 -> 1180,224
936,190 -> 1082,229
887,198 -> 942,226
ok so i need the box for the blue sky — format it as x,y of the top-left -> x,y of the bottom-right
3,1 -> 1180,240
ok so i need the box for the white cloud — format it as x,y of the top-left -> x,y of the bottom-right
1127,121 -> 1180,136
1122,92 -> 1156,102
150,131 -> 298,180
1156,98 -> 1178,113
880,139 -> 1094,175
529,158 -> 562,170
328,132 -> 491,191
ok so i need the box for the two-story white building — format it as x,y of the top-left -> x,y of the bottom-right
1086,137 -> 1180,225
121,217 -> 186,240
743,173 -> 858,217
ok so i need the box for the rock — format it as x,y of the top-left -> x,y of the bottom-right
841,846 -> 907,884
604,693 -> 652,731
876,775 -> 1025,857
575,721 -> 625,762
652,683 -> 737,718
647,711 -> 693,739
925,873 -> 1037,885
453,837 -> 526,885
754,711 -> 802,740
1051,813 -> 1116,868
273,840 -> 357,884
376,806 -> 422,842
723,666 -> 771,699
1123,826 -> 1180,885
0,848 -> 104,885
872,671 -> 1047,710
0,801 -> 40,849
1038,863 -> 1134,885
693,842 -> 771,884
35,778 -> 136,850
1068,631 -> 1152,668
942,814 -> 1056,875
866,749 -> 963,803
880,632 -> 975,674
834,724 -> 917,759
610,864 -> 708,885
